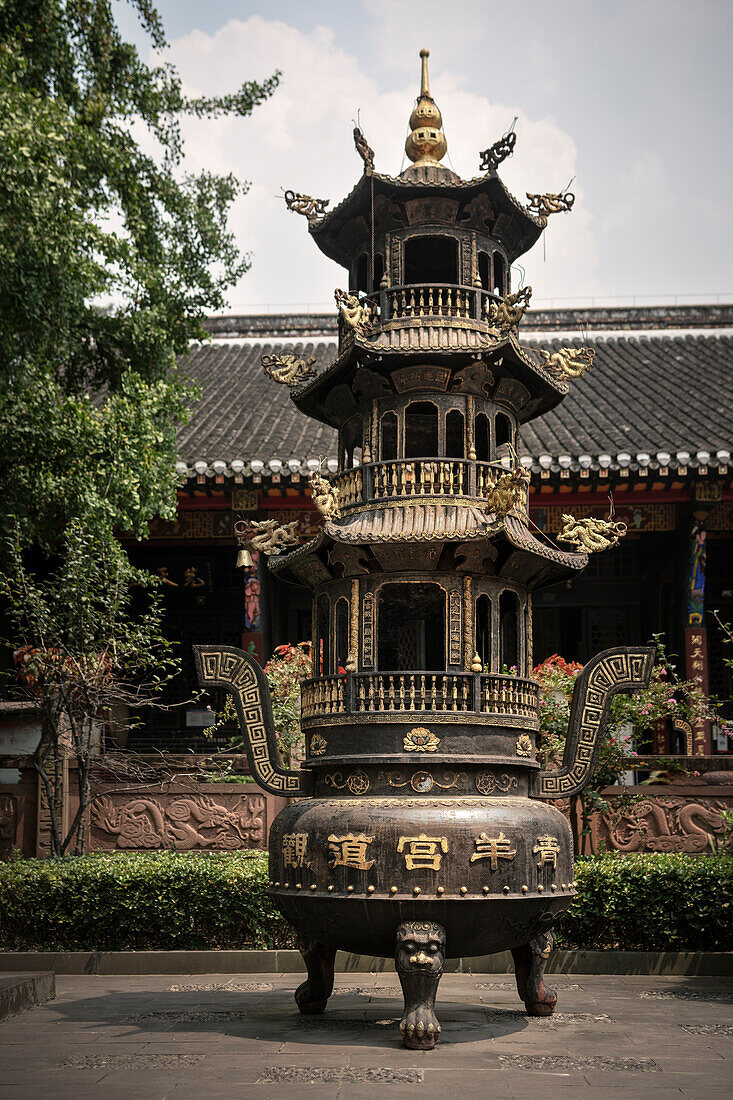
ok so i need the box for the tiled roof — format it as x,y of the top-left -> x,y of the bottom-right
177,332 -> 733,473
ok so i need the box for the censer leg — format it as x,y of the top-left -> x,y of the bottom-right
511,931 -> 557,1017
395,920 -> 446,1050
294,938 -> 337,1015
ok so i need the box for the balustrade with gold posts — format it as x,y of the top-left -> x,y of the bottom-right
332,460 -> 527,513
301,671 -> 539,724
370,283 -> 503,325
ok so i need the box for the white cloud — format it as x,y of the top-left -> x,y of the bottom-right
160,15 -> 600,312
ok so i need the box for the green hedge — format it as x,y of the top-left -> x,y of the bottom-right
0,851 -> 730,953
0,851 -> 295,952
558,852 -> 733,952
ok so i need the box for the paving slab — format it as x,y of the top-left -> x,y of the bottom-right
0,972 -> 730,1097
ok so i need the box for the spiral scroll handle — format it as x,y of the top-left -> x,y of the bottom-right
534,646 -> 655,800
193,644 -> 310,797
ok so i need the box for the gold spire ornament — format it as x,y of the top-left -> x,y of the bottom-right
404,49 -> 448,167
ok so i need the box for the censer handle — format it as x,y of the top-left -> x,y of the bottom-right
534,646 -> 655,800
193,644 -> 310,797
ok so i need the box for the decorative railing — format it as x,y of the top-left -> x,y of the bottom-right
301,671 -> 539,723
370,283 -> 502,324
301,676 -> 347,718
332,468 -> 363,508
480,674 -> 539,719
353,672 -> 474,713
332,459 -> 527,512
371,459 -> 474,500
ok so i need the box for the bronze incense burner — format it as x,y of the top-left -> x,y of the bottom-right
195,50 -> 652,1049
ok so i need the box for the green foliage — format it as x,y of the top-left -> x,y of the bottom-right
220,643 -> 312,764
0,0 -> 279,395
0,2 -> 278,853
0,850 -> 294,952
1,851 -> 730,954
557,853 -> 733,952
533,644 -> 720,855
0,0 -> 279,553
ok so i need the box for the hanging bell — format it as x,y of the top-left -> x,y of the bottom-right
236,548 -> 253,569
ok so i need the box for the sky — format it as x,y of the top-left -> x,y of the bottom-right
115,0 -> 733,313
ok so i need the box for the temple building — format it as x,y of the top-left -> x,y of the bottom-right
124,60 -> 733,761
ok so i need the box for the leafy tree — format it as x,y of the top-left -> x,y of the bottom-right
0,1 -> 279,853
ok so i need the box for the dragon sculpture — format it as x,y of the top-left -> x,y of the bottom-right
539,346 -> 595,380
479,130 -> 517,172
557,514 -> 627,553
353,125 -> 375,172
234,519 -> 300,567
309,471 -> 342,521
335,288 -> 376,334
262,353 -> 318,387
284,190 -> 330,222
486,286 -> 532,337
526,192 -> 575,216
485,467 -> 530,518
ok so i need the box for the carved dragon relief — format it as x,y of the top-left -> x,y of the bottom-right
600,796 -> 733,854
194,646 -> 308,796
536,647 -> 655,799
91,793 -> 266,850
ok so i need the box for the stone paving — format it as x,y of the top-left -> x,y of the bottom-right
0,971 -> 731,1098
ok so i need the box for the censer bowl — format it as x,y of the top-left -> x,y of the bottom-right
268,794 -> 575,958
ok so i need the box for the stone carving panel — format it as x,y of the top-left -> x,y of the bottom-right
91,792 -> 267,851
599,795 -> 733,854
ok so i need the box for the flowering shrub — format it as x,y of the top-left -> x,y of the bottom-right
533,639 -> 718,854
263,643 -> 312,765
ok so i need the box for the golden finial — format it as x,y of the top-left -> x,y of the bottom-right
405,48 -> 448,167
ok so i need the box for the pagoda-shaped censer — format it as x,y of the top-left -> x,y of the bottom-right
195,51 -> 653,1049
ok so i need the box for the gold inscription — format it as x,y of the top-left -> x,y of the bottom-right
328,833 -> 375,870
469,832 -> 517,871
282,833 -> 309,869
533,834 -> 561,869
397,834 -> 448,871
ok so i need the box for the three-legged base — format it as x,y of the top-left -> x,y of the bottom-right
293,925 -> 557,1044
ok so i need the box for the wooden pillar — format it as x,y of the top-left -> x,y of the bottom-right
463,576 -> 473,671
685,514 -> 711,754
242,549 -> 264,664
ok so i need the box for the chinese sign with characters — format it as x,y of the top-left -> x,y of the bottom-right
533,834 -> 560,870
282,833 -> 309,868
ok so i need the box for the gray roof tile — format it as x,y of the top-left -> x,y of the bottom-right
178,334 -> 733,463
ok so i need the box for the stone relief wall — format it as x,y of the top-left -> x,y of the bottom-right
90,788 -> 268,851
596,789 -> 733,854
